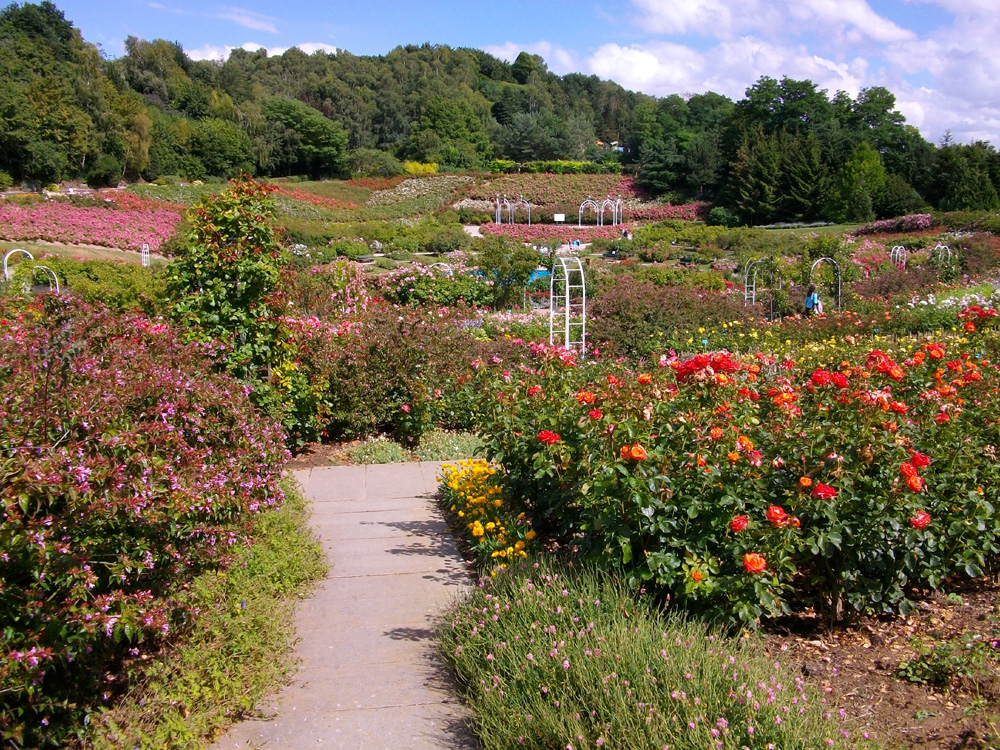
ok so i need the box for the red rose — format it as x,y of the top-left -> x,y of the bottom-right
965,321 -> 977,333
910,510 -> 931,529
906,474 -> 925,493
831,372 -> 849,389
910,451 -> 931,468
810,369 -> 832,387
811,483 -> 837,500
729,515 -> 749,533
766,505 -> 787,526
537,430 -> 561,445
637,373 -> 652,385
588,409 -> 603,420
899,463 -> 918,479
743,553 -> 767,574
527,385 -> 542,397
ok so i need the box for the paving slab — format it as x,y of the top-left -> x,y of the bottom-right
211,463 -> 478,750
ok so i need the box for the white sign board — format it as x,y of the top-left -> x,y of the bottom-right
553,213 -> 566,223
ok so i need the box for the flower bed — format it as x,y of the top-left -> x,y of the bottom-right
0,199 -> 182,252
463,315 -> 1000,625
465,173 -> 640,206
0,295 -> 288,742
480,221 -> 636,243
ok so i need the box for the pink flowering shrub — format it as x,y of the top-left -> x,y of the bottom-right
0,295 -> 288,743
480,222 -> 637,243
852,214 -> 934,236
0,199 -> 182,252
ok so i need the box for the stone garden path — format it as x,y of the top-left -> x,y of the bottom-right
212,462 -> 478,750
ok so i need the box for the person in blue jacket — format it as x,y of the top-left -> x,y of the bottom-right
804,283 -> 820,316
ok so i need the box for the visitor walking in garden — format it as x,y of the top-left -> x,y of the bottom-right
804,283 -> 821,316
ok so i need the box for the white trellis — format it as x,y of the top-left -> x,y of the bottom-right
3,248 -> 33,281
809,257 -> 843,311
142,243 -> 150,267
578,198 -> 600,227
743,258 -> 782,319
599,198 -> 624,227
31,265 -> 59,293
549,256 -> 587,353
512,197 -> 531,225
890,245 -> 908,269
934,244 -> 954,266
428,262 -> 453,276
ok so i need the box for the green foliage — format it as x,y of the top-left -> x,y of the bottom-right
476,235 -> 542,308
830,142 -> 887,223
347,147 -> 404,177
344,435 -> 409,464
413,429 -> 484,461
83,483 -> 323,748
440,562 -> 879,750
0,170 -> 13,190
426,225 -> 471,255
30,257 -> 167,314
264,97 -> 349,178
166,177 -> 287,381
86,153 -> 122,188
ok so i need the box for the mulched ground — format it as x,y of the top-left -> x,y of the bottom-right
287,447 -> 1000,749
763,578 -> 1000,749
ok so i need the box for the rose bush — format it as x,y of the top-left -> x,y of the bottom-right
462,317 -> 1000,626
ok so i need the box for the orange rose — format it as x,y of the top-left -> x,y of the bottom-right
637,373 -> 652,385
620,445 -> 631,461
743,553 -> 767,574
799,476 -> 812,488
709,427 -> 724,440
630,444 -> 648,461
906,474 -> 925,492
727,451 -> 740,463
691,570 -> 704,581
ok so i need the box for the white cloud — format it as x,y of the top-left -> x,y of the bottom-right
481,41 -> 580,75
187,41 -> 337,62
216,6 -> 279,34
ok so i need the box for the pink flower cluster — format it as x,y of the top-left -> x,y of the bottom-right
852,214 -> 934,236
0,200 -> 182,252
480,222 -> 637,243
626,202 -> 708,222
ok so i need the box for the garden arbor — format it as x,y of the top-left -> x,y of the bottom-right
743,258 -> 783,319
578,197 -> 624,227
2,248 -> 59,293
891,245 -> 908,269
550,256 -> 586,353
495,196 -> 531,225
809,257 -> 842,311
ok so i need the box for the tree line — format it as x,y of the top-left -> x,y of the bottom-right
1,1 -> 999,225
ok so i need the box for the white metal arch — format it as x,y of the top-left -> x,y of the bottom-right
549,256 -> 587,353
511,197 -> 531,226
578,199 -> 600,227
743,258 -> 783,319
809,257 -> 842,311
600,199 -> 617,227
429,262 -> 453,276
32,265 -> 59,293
3,248 -> 33,281
934,244 -> 953,266
890,245 -> 908,269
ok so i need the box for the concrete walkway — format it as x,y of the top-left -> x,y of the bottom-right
213,462 -> 478,750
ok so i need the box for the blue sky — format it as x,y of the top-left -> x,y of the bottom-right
55,0 -> 1000,145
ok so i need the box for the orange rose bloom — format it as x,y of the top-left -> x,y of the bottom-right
889,365 -> 905,381
630,444 -> 648,461
799,476 -> 813,488
965,321 -> 977,333
620,445 -> 631,461
727,451 -> 740,463
709,427 -> 724,440
691,570 -> 704,581
743,553 -> 767,574
637,373 -> 652,385
906,474 -> 925,492
899,463 -> 918,478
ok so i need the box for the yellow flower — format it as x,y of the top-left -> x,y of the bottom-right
525,530 -> 537,540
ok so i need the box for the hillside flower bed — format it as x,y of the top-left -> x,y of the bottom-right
465,173 -> 640,206
0,199 -> 182,252
365,175 -> 472,206
0,295 -> 288,746
464,314 -> 1000,626
480,221 -> 636,243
